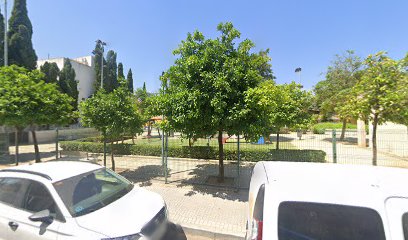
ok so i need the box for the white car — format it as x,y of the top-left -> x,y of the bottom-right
246,161 -> 408,240
0,161 -> 168,240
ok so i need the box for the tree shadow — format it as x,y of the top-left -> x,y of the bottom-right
3,151 -> 56,164
119,165 -> 165,187
173,162 -> 252,202
322,137 -> 369,146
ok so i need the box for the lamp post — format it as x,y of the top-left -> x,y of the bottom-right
4,0 -> 7,66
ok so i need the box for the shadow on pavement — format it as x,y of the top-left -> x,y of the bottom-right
174,163 -> 251,202
162,222 -> 187,240
6,151 -> 56,164
120,165 -> 164,187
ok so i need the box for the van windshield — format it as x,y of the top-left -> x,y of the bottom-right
53,168 -> 133,217
278,201 -> 386,240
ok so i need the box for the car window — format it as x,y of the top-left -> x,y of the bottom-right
53,168 -> 133,217
0,177 -> 29,208
22,181 -> 64,222
278,201 -> 386,240
403,212 -> 408,240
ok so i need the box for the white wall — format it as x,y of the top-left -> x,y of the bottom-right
369,122 -> 408,157
37,56 -> 96,103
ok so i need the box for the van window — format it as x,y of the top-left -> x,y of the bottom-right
278,201 -> 385,240
402,212 -> 408,239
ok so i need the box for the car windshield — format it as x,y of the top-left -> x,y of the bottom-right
53,168 -> 133,217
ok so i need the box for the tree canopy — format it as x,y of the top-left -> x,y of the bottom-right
80,85 -> 144,170
105,50 -> 118,92
8,0 -> 37,70
59,59 -> 78,110
40,61 -> 60,85
150,22 -> 274,179
127,68 -> 134,93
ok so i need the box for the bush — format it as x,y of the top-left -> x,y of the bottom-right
313,127 -> 326,134
60,141 -> 326,163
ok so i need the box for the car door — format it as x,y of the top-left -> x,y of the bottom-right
386,197 -> 408,240
0,177 -> 30,240
7,179 -> 62,240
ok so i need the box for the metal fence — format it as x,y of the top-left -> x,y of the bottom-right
1,126 -> 407,189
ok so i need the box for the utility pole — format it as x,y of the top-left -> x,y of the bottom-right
4,0 -> 7,66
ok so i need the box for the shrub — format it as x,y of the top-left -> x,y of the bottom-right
312,127 -> 326,134
60,141 -> 326,163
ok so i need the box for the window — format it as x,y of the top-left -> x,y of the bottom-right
402,212 -> 408,240
0,178 -> 29,207
53,168 -> 133,217
22,181 -> 64,222
278,201 -> 386,240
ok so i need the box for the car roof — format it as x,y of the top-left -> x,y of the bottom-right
0,161 -> 103,183
260,161 -> 408,198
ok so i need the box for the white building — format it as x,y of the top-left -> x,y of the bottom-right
37,56 -> 96,103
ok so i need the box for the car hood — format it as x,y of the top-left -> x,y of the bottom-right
74,186 -> 164,237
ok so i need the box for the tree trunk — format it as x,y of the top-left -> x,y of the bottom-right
218,130 -> 224,182
340,118 -> 347,141
372,114 -> 378,166
31,130 -> 41,163
158,129 -> 161,139
276,132 -> 280,150
111,142 -> 115,171
15,128 -> 19,166
132,136 -> 135,144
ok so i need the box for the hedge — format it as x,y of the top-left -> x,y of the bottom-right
60,141 -> 326,163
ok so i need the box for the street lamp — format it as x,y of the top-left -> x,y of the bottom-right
4,0 -> 7,66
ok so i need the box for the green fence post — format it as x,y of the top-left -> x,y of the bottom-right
332,129 -> 337,163
103,132 -> 107,166
237,134 -> 240,190
55,127 -> 59,160
164,131 -> 168,184
161,128 -> 165,167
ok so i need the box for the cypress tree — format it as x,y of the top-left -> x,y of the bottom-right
105,50 -> 117,92
142,82 -> 146,92
92,41 -> 105,91
59,58 -> 78,110
8,0 -> 37,70
127,68 -> 134,93
40,62 -> 60,85
0,7 -> 4,66
118,62 -> 124,79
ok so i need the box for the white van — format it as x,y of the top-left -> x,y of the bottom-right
246,161 -> 408,240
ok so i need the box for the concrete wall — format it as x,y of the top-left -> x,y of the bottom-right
369,122 -> 408,157
37,56 -> 96,103
27,128 -> 100,144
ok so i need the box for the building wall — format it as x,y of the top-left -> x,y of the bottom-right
369,122 -> 408,157
37,56 -> 96,103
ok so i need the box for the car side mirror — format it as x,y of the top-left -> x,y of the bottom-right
29,209 -> 54,224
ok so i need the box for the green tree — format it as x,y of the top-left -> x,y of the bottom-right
0,7 -> 4,66
127,68 -> 134,93
80,86 -> 144,171
0,66 -> 75,164
151,22 -> 273,180
105,50 -> 118,92
8,0 -> 37,70
314,50 -> 362,140
40,61 -> 60,84
118,62 -> 124,79
346,52 -> 407,165
92,40 -> 106,92
59,58 -> 78,110
247,81 -> 312,149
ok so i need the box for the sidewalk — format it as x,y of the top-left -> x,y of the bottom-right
144,181 -> 247,238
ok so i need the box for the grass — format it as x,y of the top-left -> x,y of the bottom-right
313,122 -> 357,130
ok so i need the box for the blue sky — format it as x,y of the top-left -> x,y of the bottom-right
18,0 -> 408,92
